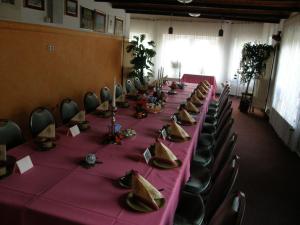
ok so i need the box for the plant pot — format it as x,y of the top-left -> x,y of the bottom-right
239,92 -> 253,113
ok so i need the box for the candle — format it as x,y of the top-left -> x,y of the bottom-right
0,145 -> 6,176
112,77 -> 116,108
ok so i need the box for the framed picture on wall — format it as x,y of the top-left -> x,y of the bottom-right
107,15 -> 114,34
94,10 -> 106,33
24,0 -> 45,10
80,6 -> 94,30
114,17 -> 124,36
65,0 -> 78,17
1,0 -> 15,5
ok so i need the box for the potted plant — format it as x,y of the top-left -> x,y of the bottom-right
235,42 -> 273,112
126,34 -> 156,84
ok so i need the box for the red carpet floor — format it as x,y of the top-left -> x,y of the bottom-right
231,97 -> 300,225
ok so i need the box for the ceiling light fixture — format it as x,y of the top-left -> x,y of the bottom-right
218,23 -> 224,37
177,0 -> 193,3
188,13 -> 201,17
168,14 -> 174,34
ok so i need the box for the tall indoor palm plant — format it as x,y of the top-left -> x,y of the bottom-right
126,34 -> 156,83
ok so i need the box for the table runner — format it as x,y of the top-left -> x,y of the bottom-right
0,83 -> 212,225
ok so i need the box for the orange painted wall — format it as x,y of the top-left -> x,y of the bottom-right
0,20 -> 123,138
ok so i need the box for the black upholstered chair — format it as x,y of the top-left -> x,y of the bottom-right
209,84 -> 230,109
0,120 -> 24,150
174,156 -> 240,225
208,191 -> 246,225
125,79 -> 138,94
192,118 -> 234,168
204,156 -> 240,222
198,101 -> 233,148
199,107 -> 233,147
174,192 -> 205,225
84,92 -> 100,113
134,77 -> 147,91
115,84 -> 123,98
205,98 -> 231,126
185,133 -> 238,195
100,87 -> 112,103
60,98 -> 80,124
29,107 -> 55,137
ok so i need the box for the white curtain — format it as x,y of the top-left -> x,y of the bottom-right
129,19 -> 277,92
159,34 -> 223,80
271,15 -> 300,153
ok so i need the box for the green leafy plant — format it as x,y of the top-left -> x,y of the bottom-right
126,34 -> 156,83
236,42 -> 273,94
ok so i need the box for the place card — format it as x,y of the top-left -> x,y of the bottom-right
69,125 -> 80,137
171,115 -> 178,123
143,148 -> 152,164
16,156 -> 33,174
160,128 -> 167,140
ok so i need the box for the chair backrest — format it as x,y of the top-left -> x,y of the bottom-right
29,107 -> 55,137
0,120 -> 24,150
217,84 -> 230,105
84,92 -> 100,113
208,191 -> 246,225
216,107 -> 233,139
126,79 -> 137,93
115,84 -> 123,98
211,133 -> 238,181
175,191 -> 205,225
214,118 -> 234,157
217,97 -> 232,123
134,77 -> 143,90
205,155 -> 240,222
60,98 -> 80,124
100,87 -> 112,102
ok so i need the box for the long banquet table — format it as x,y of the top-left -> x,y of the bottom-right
181,74 -> 217,98
0,83 -> 212,225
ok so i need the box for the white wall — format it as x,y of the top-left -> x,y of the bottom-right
0,0 -> 130,37
0,0 -> 21,21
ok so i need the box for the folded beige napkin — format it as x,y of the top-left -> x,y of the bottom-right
191,94 -> 202,105
169,121 -> 190,139
204,80 -> 211,87
116,94 -> 126,103
179,109 -> 196,124
196,89 -> 206,100
0,145 -> 6,176
199,86 -> 208,95
96,101 -> 109,111
154,141 -> 177,166
37,124 -> 55,139
186,101 -> 200,113
132,171 -> 163,210
71,110 -> 85,123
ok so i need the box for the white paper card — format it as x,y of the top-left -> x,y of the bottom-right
16,156 -> 33,174
69,125 -> 80,137
160,128 -> 167,140
143,148 -> 152,164
171,115 -> 178,123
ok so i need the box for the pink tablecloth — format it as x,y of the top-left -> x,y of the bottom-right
0,83 -> 212,225
182,74 -> 217,98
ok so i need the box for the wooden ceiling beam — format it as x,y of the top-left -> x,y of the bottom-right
111,3 -> 290,19
95,0 -> 300,12
126,9 -> 281,23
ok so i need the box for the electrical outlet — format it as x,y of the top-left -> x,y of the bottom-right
47,44 -> 55,52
